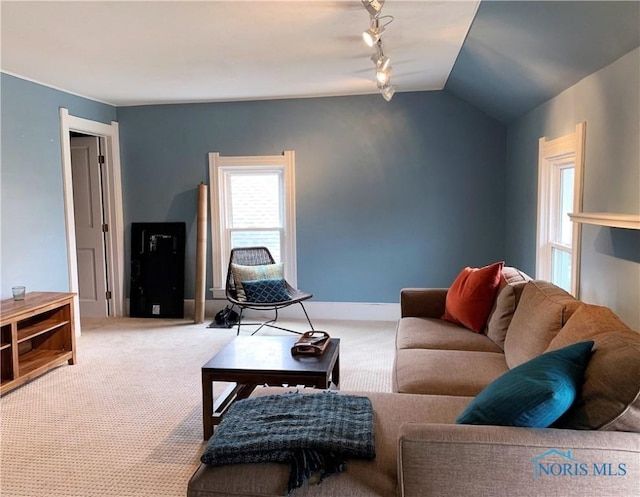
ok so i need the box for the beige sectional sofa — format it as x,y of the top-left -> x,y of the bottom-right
188,267 -> 640,497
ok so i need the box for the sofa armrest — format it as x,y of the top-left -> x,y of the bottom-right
398,423 -> 640,497
400,288 -> 448,318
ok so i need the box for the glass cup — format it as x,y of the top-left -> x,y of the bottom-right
12,286 -> 26,301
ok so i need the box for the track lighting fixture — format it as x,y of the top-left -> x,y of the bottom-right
362,18 -> 384,47
372,53 -> 390,71
376,67 -> 391,85
361,1 -> 396,101
371,40 -> 390,71
380,83 -> 396,102
362,0 -> 385,17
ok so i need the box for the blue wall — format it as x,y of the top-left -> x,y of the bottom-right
505,48 -> 640,329
0,74 -> 117,299
117,91 -> 507,302
3,52 -> 637,326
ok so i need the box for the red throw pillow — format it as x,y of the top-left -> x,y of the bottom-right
442,262 -> 505,332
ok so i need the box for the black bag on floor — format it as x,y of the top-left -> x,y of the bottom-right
214,305 -> 239,328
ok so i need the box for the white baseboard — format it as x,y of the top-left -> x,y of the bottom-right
181,300 -> 400,322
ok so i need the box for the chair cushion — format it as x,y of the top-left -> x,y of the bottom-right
442,262 -> 504,332
242,278 -> 290,303
456,341 -> 594,428
230,263 -> 284,301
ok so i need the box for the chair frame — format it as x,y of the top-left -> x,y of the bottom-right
225,246 -> 314,335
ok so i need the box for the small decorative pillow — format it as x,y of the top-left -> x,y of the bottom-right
230,263 -> 284,301
242,278 -> 290,303
456,340 -> 594,428
442,261 -> 504,332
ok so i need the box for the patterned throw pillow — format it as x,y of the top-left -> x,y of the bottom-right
230,263 -> 284,301
242,278 -> 290,303
456,340 -> 594,428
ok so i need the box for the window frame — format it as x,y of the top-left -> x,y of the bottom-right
536,123 -> 586,296
208,151 -> 297,296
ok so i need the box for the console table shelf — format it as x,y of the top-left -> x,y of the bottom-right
1,292 -> 76,395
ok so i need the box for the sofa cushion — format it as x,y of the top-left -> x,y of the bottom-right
456,341 -> 594,427
396,318 -> 502,353
188,388 -> 473,497
546,303 -> 633,349
485,281 -> 528,349
546,304 -> 640,432
393,349 -> 508,396
503,280 -> 581,368
484,266 -> 531,349
501,266 -> 531,285
558,330 -> 640,432
442,262 -> 504,332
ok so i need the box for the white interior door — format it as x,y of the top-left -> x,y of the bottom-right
71,136 -> 109,317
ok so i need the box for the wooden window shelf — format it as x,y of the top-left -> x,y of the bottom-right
0,292 -> 76,395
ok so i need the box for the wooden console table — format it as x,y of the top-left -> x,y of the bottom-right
1,292 -> 77,395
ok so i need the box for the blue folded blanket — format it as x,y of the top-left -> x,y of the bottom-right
201,392 -> 375,492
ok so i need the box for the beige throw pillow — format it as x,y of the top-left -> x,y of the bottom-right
485,281 -> 528,349
230,263 -> 284,301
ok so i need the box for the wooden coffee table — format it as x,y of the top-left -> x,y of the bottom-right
201,335 -> 340,439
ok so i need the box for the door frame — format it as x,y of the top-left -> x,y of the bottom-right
60,108 -> 125,327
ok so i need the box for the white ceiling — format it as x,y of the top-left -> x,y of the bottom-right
0,0 -> 480,106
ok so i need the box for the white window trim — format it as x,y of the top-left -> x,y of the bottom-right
208,151 -> 297,297
536,122 -> 586,296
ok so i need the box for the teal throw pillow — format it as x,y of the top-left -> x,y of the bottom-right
456,340 -> 594,428
242,278 -> 290,303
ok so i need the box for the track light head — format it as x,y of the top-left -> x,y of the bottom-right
376,66 -> 392,85
380,84 -> 396,102
361,0 -> 385,17
371,40 -> 390,70
362,24 -> 384,47
371,55 -> 390,73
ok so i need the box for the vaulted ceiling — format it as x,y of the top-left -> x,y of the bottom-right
1,1 -> 639,124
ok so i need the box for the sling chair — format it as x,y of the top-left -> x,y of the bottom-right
225,246 -> 314,335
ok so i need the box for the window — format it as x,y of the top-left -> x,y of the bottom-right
209,151 -> 297,294
536,123 -> 585,296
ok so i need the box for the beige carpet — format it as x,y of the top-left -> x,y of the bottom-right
0,317 -> 395,497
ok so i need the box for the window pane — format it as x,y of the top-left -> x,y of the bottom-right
558,167 -> 574,246
230,230 -> 281,263
551,247 -> 571,292
229,173 -> 281,228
